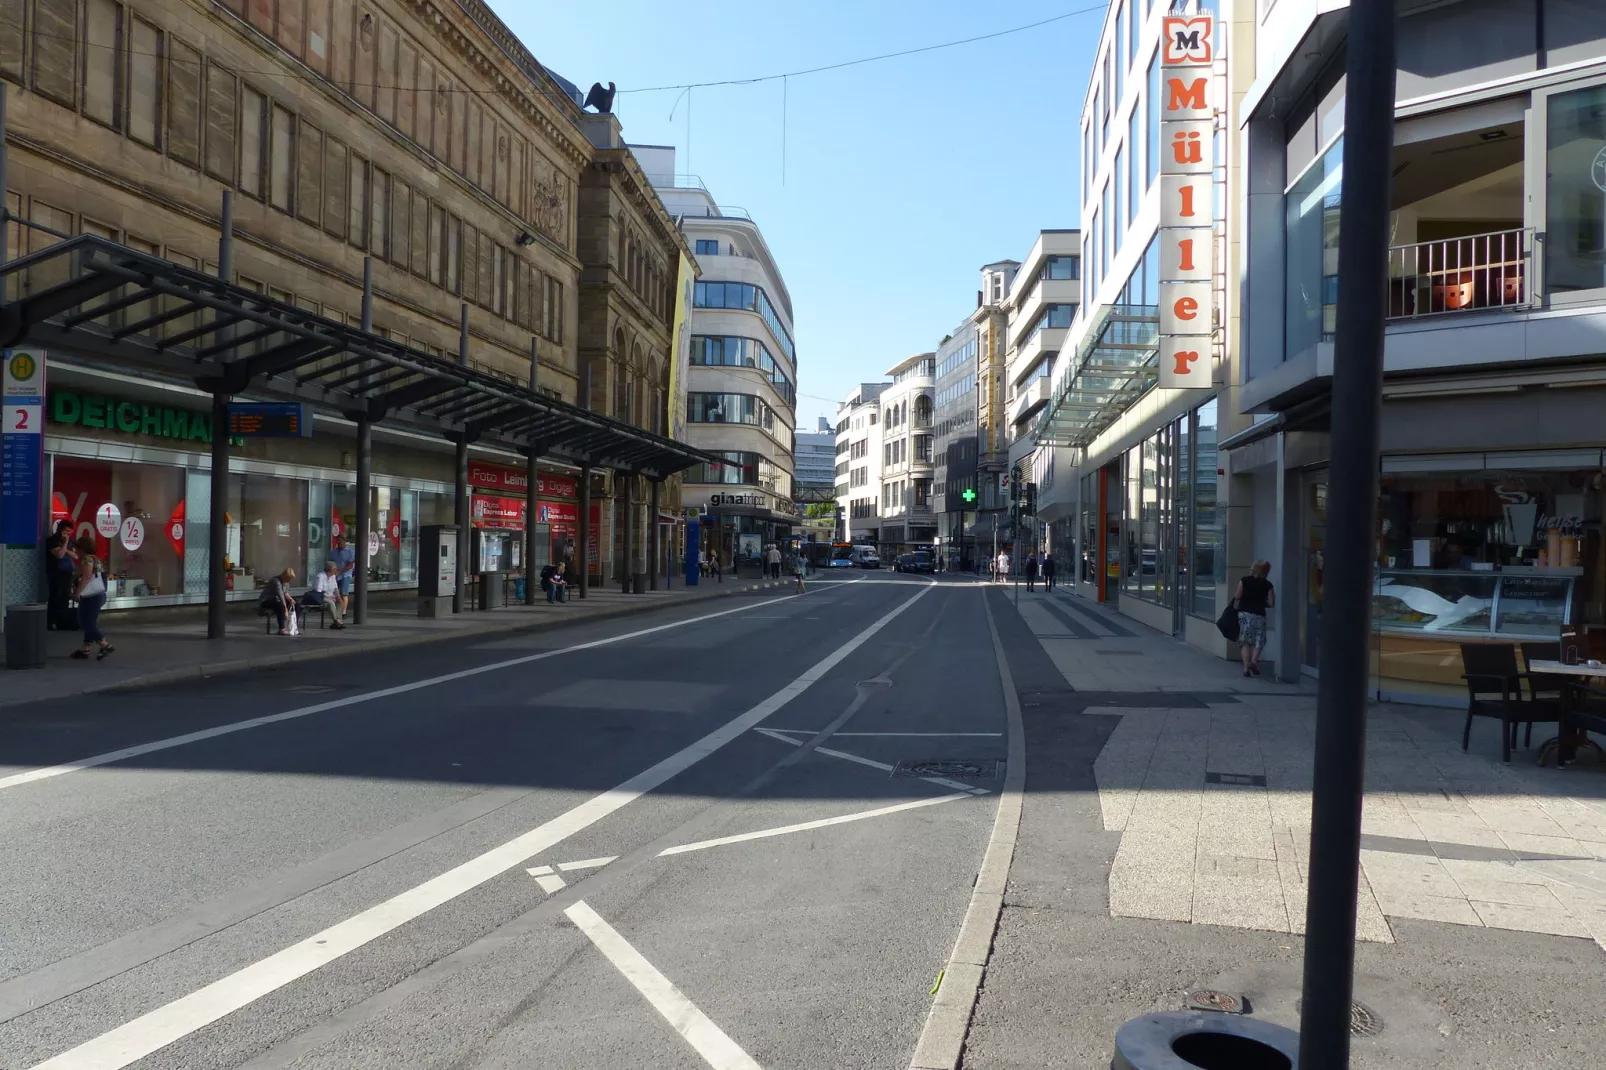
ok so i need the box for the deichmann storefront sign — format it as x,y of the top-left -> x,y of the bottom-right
48,389 -> 237,444
1157,14 -> 1217,390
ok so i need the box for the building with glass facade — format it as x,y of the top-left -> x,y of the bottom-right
934,322 -> 981,567
639,147 -> 799,570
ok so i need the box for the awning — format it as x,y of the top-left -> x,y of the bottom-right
1035,304 -> 1158,449
0,236 -> 718,480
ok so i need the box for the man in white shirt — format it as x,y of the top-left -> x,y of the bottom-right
301,561 -> 347,628
997,551 -> 1011,581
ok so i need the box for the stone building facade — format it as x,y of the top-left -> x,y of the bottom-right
0,0 -> 689,597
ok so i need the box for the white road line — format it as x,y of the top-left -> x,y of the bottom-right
23,586 -> 933,1070
751,729 -> 989,796
658,794 -> 973,857
0,593 -> 805,793
761,730 -> 1003,738
531,872 -> 568,895
564,901 -> 763,1070
557,856 -> 619,872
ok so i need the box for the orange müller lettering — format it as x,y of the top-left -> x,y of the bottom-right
1166,77 -> 1208,112
1174,296 -> 1199,320
1170,130 -> 1204,164
1178,238 -> 1196,272
1173,350 -> 1200,375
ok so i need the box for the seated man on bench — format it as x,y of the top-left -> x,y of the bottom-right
300,560 -> 347,629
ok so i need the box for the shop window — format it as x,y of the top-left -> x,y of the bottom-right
225,474 -> 309,595
52,458 -> 187,601
1286,136 -> 1343,359
1191,398 -> 1221,618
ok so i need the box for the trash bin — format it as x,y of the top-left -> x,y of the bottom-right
632,572 -> 647,594
4,603 -> 48,670
477,571 -> 505,611
1111,1011 -> 1298,1069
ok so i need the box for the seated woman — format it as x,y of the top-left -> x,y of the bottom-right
259,568 -> 298,634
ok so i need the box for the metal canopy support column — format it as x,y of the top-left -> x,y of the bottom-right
622,477 -> 634,593
524,447 -> 539,605
577,464 -> 591,600
354,257 -> 374,625
453,303 -> 469,614
649,479 -> 661,592
207,192 -> 235,640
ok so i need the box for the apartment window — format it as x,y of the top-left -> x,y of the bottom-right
1546,83 -> 1606,294
1092,87 -> 1102,161
1081,123 -> 1091,204
370,167 -> 390,259
239,86 -> 265,198
695,239 -> 718,256
348,154 -> 368,247
1146,54 -> 1159,188
447,216 -> 462,293
324,138 -> 348,239
1100,184 -> 1111,281
297,122 -> 323,226
0,0 -> 22,83
269,104 -> 294,212
1113,4 -> 1124,104
1128,105 -> 1141,225
33,0 -> 76,107
410,193 -> 428,278
544,275 -> 563,342
83,0 -> 121,128
1114,144 -> 1126,256
390,179 -> 410,267
204,63 -> 236,183
166,38 -> 201,167
428,206 -> 445,285
1042,255 -> 1079,281
127,18 -> 162,147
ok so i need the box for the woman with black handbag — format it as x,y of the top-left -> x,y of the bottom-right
1232,560 -> 1275,678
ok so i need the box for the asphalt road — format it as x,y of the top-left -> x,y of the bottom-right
0,572 -> 1008,1070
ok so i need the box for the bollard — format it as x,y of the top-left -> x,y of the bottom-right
1111,1011 -> 1298,1070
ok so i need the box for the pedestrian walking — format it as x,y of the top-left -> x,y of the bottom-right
996,550 -> 1011,582
330,534 -> 356,618
1042,552 -> 1057,591
70,554 -> 113,660
1025,553 -> 1039,592
765,543 -> 782,580
1233,560 -> 1276,678
44,518 -> 78,630
794,550 -> 807,593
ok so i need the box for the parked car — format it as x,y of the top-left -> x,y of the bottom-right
894,553 -> 914,572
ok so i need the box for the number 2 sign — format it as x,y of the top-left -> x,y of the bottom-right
4,404 -> 38,433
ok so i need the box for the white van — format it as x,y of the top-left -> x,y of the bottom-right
850,547 -> 882,569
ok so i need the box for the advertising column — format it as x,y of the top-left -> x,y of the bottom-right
1157,14 -> 1218,391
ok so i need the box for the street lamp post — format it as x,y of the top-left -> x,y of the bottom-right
1297,3 -> 1396,1067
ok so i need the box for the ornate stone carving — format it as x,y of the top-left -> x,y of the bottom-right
531,162 -> 569,248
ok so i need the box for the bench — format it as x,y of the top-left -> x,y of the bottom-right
260,598 -> 338,633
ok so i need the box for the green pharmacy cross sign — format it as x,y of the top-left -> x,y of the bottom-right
960,487 -> 977,504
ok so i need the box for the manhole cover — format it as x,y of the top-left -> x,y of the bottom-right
1205,771 -> 1268,787
1185,988 -> 1247,1014
1095,649 -> 1144,656
892,759 -> 1001,780
286,685 -> 338,694
1294,1000 -> 1384,1038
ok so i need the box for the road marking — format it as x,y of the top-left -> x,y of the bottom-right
565,901 -> 763,1070
531,872 -> 568,895
527,794 -> 975,877
0,593 -> 810,793
761,730 -> 1003,738
22,586 -> 933,1070
752,729 -> 989,795
658,794 -> 974,856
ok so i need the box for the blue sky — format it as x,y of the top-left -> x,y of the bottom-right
491,0 -> 1104,429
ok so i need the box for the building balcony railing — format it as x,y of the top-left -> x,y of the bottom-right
1387,227 -> 1534,320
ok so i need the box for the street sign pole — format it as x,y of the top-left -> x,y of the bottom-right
1297,3 -> 1396,1067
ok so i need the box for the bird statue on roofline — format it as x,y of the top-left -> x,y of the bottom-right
584,82 -> 617,113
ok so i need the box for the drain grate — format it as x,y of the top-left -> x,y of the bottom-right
1206,771 -> 1268,787
1094,649 -> 1145,656
892,759 -> 1001,780
1294,1000 -> 1384,1038
286,684 -> 338,694
1185,988 -> 1247,1015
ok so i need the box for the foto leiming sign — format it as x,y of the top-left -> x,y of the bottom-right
1158,14 -> 1217,390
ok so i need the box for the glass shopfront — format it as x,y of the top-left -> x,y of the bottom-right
51,457 -> 187,599
1366,463 -> 1606,699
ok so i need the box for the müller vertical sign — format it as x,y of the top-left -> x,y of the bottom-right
1158,12 -> 1216,389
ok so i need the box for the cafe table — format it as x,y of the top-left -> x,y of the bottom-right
1529,660 -> 1606,767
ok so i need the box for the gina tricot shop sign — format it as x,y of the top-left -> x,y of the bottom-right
1158,13 -> 1218,390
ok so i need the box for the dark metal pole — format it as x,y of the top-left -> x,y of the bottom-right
207,192 -> 235,640
526,337 -> 539,606
577,464 -> 591,600
649,479 -> 661,591
1298,4 -> 1396,1067
622,477 -> 635,593
453,303 -> 469,614
524,448 -> 538,605
353,257 -> 374,626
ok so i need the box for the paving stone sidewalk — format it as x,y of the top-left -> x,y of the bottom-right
0,576 -> 786,709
